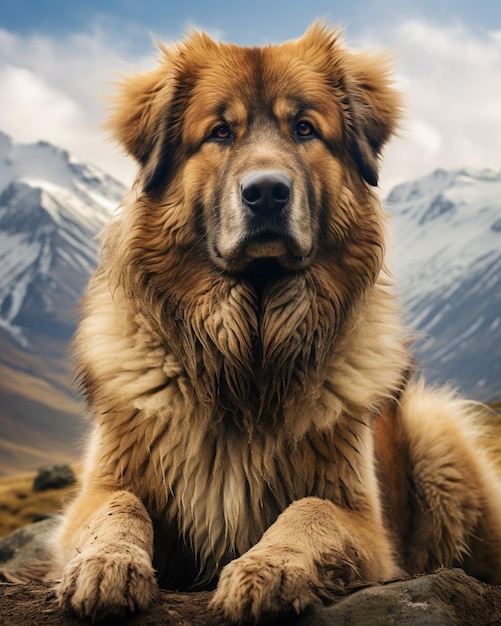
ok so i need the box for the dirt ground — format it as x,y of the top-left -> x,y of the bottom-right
0,582 -> 219,626
2,569 -> 501,626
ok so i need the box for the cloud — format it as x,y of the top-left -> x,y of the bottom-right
0,19 -> 500,192
0,64 -> 83,144
362,19 -> 501,193
0,27 -> 145,184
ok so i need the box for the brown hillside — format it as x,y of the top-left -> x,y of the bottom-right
0,331 -> 86,476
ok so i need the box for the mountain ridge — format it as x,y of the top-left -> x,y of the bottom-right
387,166 -> 501,400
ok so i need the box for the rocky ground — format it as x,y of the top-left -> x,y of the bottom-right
1,569 -> 501,625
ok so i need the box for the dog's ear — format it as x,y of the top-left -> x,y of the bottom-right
106,32 -> 218,196
301,23 -> 401,187
105,43 -> 188,196
343,50 -> 402,186
105,58 -> 173,168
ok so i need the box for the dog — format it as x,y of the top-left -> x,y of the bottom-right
46,22 -> 501,623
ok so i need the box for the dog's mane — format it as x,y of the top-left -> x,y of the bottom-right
82,182 -> 406,440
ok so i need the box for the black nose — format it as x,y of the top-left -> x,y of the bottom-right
241,170 -> 292,213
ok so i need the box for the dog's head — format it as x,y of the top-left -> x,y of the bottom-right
108,23 -> 400,280
101,24 -> 403,423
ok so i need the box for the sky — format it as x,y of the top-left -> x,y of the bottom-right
1,1 -> 501,194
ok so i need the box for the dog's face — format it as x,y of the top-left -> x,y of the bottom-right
185,85 -> 325,274
109,24 -> 400,282
173,41 -> 351,274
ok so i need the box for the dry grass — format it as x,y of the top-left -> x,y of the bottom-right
0,469 -> 79,538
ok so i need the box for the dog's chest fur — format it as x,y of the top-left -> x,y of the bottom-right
80,274 -> 406,582
91,326 -> 378,581
126,392 -> 377,581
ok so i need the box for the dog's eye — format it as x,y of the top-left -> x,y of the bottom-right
295,120 -> 316,138
210,124 -> 232,141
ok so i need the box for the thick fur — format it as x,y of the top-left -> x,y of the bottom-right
34,23 -> 501,623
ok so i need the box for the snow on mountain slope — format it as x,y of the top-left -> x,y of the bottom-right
0,131 -> 126,347
386,168 -> 501,400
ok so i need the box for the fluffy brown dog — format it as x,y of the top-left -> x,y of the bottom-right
48,23 -> 501,623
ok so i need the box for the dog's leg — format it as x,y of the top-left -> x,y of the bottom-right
211,496 -> 400,623
55,489 -> 158,620
400,383 -> 501,582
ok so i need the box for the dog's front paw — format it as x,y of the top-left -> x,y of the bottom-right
57,544 -> 158,620
211,548 -> 322,624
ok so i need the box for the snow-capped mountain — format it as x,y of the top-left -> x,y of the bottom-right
387,168 -> 501,401
0,131 -> 125,347
0,132 -> 126,474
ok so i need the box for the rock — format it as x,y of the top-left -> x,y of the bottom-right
33,465 -> 76,492
294,568 -> 501,625
0,517 -> 57,580
0,569 -> 500,625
